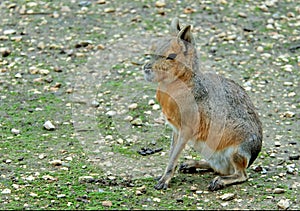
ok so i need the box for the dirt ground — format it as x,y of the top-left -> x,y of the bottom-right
0,0 -> 299,209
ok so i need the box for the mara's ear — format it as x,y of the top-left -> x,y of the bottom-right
170,18 -> 181,35
178,25 -> 194,44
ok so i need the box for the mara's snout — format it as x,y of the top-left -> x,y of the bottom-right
143,63 -> 154,82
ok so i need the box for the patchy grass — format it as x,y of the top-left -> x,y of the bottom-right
0,0 -> 299,210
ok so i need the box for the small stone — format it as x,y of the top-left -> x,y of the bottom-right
128,103 -> 138,110
91,100 -> 100,107
289,154 -> 300,160
2,188 -> 11,194
144,111 -> 152,115
282,64 -> 293,72
274,141 -> 281,147
148,99 -> 155,105
283,82 -> 293,86
286,164 -> 296,174
221,202 -> 229,207
39,154 -> 46,159
0,47 -> 11,57
75,40 -> 93,48
102,201 -> 112,207
39,69 -> 50,75
124,116 -> 133,122
97,44 -> 105,50
57,194 -> 66,198
238,12 -> 247,18
183,7 -> 196,14
280,111 -> 295,118
153,197 -> 161,202
49,160 -> 62,166
104,8 -> 115,13
135,190 -> 143,196
277,199 -> 290,209
43,120 -> 55,130
5,159 -> 12,164
0,36 -> 9,41
29,192 -> 38,197
42,175 -> 57,181
11,128 -> 20,135
37,42 -> 45,50
96,0 -> 106,4
3,29 -> 16,35
12,184 -> 20,189
106,110 -> 116,116
131,118 -> 143,126
259,4 -> 269,12
7,3 -> 17,9
196,190 -> 203,194
152,104 -> 160,110
27,2 -> 38,7
287,12 -> 295,18
155,1 -> 166,8
261,53 -> 272,59
105,135 -> 113,140
266,24 -> 274,29
220,193 -> 235,201
78,1 -> 91,7
136,185 -> 146,192
273,188 -> 285,194
15,73 -> 22,78
225,34 -> 237,41
65,157 -> 73,161
116,138 -> 124,144
287,92 -> 296,97
190,186 -> 197,192
256,46 -> 264,52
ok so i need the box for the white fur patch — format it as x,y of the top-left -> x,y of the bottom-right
189,139 -> 236,175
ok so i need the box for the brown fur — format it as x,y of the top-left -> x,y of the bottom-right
143,18 -> 262,191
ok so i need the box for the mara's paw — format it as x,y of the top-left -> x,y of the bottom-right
179,163 -> 197,173
154,180 -> 169,190
208,176 -> 225,191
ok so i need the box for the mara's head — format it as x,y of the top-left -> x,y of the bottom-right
143,18 -> 198,83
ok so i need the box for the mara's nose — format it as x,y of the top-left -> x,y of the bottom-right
143,63 -> 152,73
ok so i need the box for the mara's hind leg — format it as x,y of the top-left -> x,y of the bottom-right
208,152 -> 248,191
179,159 -> 213,173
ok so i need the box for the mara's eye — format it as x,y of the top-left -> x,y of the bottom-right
166,53 -> 177,60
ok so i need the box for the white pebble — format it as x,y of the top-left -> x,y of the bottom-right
148,99 -> 155,105
49,160 -> 62,166
43,120 -> 55,130
128,103 -> 138,109
1,188 -> 11,194
274,141 -> 281,147
152,104 -> 160,110
153,197 -> 161,202
15,73 -> 22,78
106,110 -> 116,116
116,138 -> 124,144
220,193 -> 235,201
3,29 -> 16,35
39,69 -> 50,75
11,128 -> 20,135
277,199 -> 290,209
256,46 -> 264,52
283,82 -> 293,86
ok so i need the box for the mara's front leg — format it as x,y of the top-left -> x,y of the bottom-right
155,131 -> 189,190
